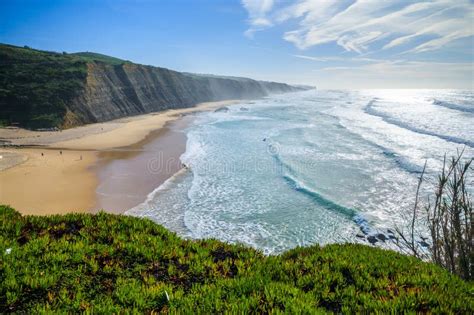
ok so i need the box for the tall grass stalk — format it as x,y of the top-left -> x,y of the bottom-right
395,150 -> 473,280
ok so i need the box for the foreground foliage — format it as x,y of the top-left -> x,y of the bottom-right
0,206 -> 472,313
395,152 -> 473,280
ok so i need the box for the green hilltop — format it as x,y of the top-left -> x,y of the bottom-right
70,51 -> 128,65
0,44 -> 131,129
1,205 -> 472,313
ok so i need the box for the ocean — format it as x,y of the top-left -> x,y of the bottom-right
127,89 -> 474,254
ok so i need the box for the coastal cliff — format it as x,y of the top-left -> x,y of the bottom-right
68,62 -> 301,125
0,44 -> 305,129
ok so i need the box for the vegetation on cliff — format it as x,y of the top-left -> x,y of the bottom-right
1,205 -> 471,313
0,44 -> 89,129
0,44 -> 134,129
70,52 -> 128,65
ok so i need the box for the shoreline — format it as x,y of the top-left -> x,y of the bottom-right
0,100 -> 238,215
93,115 -> 193,214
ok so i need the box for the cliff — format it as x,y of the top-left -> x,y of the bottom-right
67,62 -> 301,125
0,44 -> 306,129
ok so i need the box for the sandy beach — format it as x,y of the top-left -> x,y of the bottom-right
0,100 -> 237,215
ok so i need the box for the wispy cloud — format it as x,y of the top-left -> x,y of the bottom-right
241,0 -> 274,38
317,60 -> 473,88
242,0 -> 473,54
293,54 -> 383,63
293,54 -> 339,62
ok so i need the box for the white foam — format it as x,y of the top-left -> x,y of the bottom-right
125,167 -> 189,216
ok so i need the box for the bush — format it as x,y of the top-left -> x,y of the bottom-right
1,205 -> 471,313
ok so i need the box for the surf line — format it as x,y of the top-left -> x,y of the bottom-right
364,99 -> 474,148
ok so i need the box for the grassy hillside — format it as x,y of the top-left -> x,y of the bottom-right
0,45 -> 133,129
70,52 -> 128,65
0,44 -> 89,129
0,44 -> 135,129
1,205 -> 471,313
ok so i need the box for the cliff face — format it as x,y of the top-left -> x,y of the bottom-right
0,44 -> 307,128
68,62 -> 303,125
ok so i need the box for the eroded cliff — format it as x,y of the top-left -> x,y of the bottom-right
0,44 -> 306,129
68,62 -> 302,125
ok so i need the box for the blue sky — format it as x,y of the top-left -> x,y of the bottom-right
1,0 -> 473,88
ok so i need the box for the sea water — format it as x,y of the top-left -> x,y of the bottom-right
127,89 -> 474,254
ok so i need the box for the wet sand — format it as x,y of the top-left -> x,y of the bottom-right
93,116 -> 192,213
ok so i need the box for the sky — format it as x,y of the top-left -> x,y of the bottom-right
0,0 -> 473,89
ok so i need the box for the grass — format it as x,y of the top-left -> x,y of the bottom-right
70,52 -> 128,65
0,44 -> 89,129
0,44 -> 129,129
0,205 -> 472,313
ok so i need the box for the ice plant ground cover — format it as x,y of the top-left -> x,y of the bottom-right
1,205 -> 472,313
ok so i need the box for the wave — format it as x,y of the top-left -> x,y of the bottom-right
125,167 -> 189,216
268,143 -> 374,235
282,168 -> 374,235
282,173 -> 354,218
365,99 -> 474,148
381,150 -> 424,174
332,114 -> 426,174
431,98 -> 474,114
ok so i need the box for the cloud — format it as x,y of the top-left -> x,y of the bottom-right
241,0 -> 274,38
242,0 -> 474,54
294,54 -> 390,63
293,54 -> 338,62
316,60 -> 473,88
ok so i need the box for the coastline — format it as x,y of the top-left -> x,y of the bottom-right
0,100 -> 238,215
93,115 -> 193,214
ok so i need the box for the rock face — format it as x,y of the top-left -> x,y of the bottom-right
68,63 -> 304,125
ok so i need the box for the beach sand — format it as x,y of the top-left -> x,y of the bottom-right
0,148 -> 97,215
0,100 -> 237,215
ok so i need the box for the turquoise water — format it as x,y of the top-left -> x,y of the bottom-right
127,89 -> 474,254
